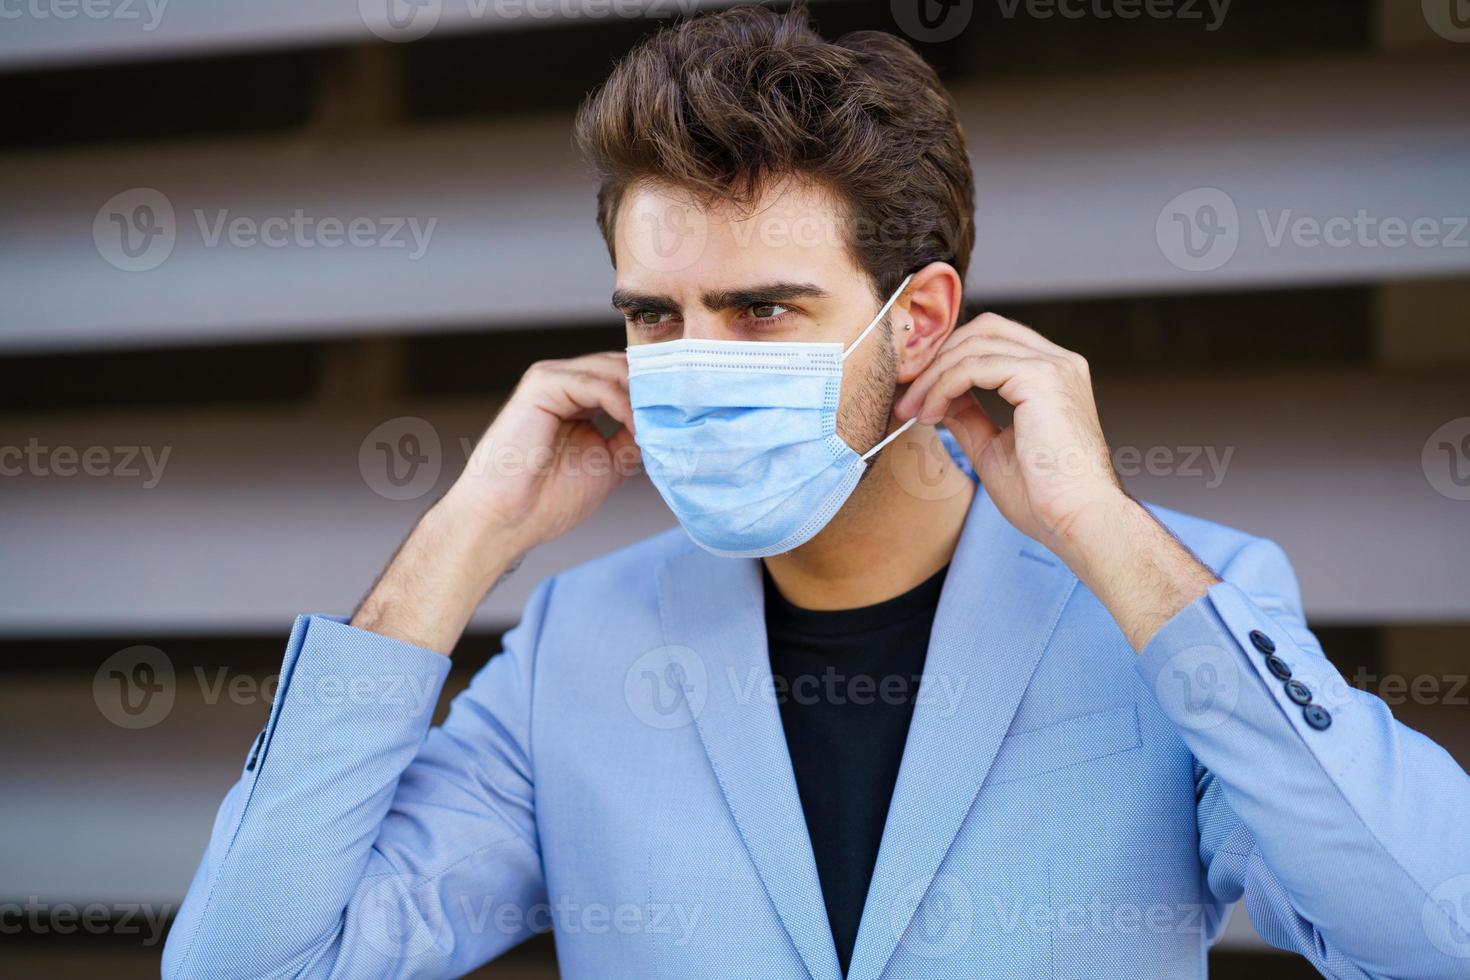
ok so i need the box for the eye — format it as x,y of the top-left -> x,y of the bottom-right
624,310 -> 681,341
747,303 -> 791,321
625,310 -> 676,329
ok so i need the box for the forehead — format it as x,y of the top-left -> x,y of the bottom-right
611,177 -> 864,295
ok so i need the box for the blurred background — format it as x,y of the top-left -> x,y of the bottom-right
1,1 -> 1467,976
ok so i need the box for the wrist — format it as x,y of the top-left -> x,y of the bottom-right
352,495 -> 531,655
1053,492 -> 1218,650
1048,489 -> 1140,574
438,482 -> 539,562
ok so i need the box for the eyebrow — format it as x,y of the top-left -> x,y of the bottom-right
610,281 -> 830,315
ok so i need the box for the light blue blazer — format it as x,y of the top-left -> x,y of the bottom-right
163,483 -> 1470,979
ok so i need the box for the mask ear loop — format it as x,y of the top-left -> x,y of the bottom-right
840,273 -> 915,362
861,416 -> 918,461
838,273 -> 920,460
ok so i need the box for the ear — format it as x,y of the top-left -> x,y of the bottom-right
894,261 -> 963,384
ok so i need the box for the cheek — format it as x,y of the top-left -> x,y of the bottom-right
835,340 -> 899,447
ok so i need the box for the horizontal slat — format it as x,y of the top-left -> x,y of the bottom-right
1,52 -> 1466,353
0,0 -> 748,71
1,366 -> 1466,637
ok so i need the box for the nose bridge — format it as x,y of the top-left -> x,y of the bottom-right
679,308 -> 729,342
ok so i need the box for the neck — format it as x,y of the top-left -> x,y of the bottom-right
763,425 -> 975,610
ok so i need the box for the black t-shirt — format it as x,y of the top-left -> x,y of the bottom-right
763,562 -> 948,978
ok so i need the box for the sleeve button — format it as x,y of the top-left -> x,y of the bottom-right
1303,704 -> 1332,730
1285,679 -> 1313,705
1249,630 -> 1276,655
1265,654 -> 1292,681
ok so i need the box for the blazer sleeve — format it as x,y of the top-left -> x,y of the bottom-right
162,576 -> 556,980
1134,537 -> 1470,979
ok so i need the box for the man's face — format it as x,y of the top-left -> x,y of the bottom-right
612,177 -> 900,457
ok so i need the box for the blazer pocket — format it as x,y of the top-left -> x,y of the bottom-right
984,703 -> 1142,787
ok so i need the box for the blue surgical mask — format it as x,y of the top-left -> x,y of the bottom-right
626,274 -> 917,558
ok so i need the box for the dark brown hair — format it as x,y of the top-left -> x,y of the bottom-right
573,3 -> 975,299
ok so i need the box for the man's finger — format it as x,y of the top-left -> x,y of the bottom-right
941,390 -> 1002,468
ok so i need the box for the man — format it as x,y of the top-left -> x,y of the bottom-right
163,6 -> 1469,979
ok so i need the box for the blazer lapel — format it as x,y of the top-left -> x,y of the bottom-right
656,545 -> 843,980
846,488 -> 1079,980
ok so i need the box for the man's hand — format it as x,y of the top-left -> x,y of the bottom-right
894,312 -> 1121,551
449,351 -> 640,548
894,313 -> 1217,649
352,352 -> 640,654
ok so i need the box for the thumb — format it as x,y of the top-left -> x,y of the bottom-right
607,425 -> 643,478
942,390 -> 1002,469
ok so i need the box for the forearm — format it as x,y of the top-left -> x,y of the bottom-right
164,615 -> 455,978
1135,541 -> 1470,977
352,487 -> 530,655
1053,493 -> 1219,651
